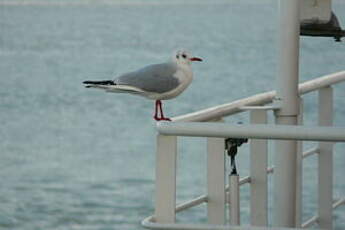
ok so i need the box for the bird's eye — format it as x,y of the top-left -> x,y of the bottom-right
176,55 -> 179,59
182,54 -> 187,59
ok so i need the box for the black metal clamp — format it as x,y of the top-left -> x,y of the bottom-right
225,137 -> 248,176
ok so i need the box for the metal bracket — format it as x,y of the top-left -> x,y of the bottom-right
300,12 -> 345,42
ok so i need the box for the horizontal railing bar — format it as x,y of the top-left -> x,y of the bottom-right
240,105 -> 280,111
333,197 -> 345,209
301,197 -> 345,228
239,176 -> 251,185
238,166 -> 273,186
175,195 -> 208,213
302,147 -> 319,158
142,215 -> 305,230
301,216 -> 318,228
157,122 -> 345,142
172,92 -> 274,122
172,71 -> 345,122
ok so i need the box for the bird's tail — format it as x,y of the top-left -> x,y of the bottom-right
83,80 -> 145,95
83,80 -> 115,88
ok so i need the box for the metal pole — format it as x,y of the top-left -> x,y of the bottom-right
250,110 -> 268,226
155,135 -> 177,223
273,0 -> 300,227
295,98 -> 304,227
207,137 -> 226,225
229,174 -> 240,225
318,87 -> 333,229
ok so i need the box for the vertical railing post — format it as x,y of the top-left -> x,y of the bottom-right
273,0 -> 300,227
318,87 -> 333,229
207,135 -> 226,225
295,98 -> 303,227
250,110 -> 268,226
155,134 -> 177,223
229,174 -> 240,225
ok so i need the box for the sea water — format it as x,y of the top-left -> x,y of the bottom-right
0,0 -> 344,229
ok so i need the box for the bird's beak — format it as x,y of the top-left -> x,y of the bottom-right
190,57 -> 203,62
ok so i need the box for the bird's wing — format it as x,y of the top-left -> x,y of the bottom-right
114,62 -> 180,94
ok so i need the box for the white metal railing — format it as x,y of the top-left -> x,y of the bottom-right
142,71 -> 345,230
171,71 -> 345,122
156,122 -> 345,142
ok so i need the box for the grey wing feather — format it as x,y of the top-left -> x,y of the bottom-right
114,62 -> 180,94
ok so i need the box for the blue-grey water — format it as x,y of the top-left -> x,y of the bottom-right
1,0 -> 345,229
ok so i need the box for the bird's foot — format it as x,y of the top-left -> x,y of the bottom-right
154,116 -> 171,121
160,117 -> 171,121
154,115 -> 160,121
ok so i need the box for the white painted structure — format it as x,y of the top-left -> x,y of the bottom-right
141,0 -> 345,229
300,0 -> 332,23
274,0 -> 300,226
142,71 -> 345,230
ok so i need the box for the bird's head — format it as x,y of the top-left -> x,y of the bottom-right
172,49 -> 202,66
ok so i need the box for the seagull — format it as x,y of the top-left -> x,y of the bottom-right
83,49 -> 202,121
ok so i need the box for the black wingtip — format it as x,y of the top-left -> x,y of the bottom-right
82,80 -> 115,85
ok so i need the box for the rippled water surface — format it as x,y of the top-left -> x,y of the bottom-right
1,0 -> 345,229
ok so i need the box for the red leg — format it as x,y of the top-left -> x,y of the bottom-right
158,100 -> 171,121
154,100 -> 160,121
